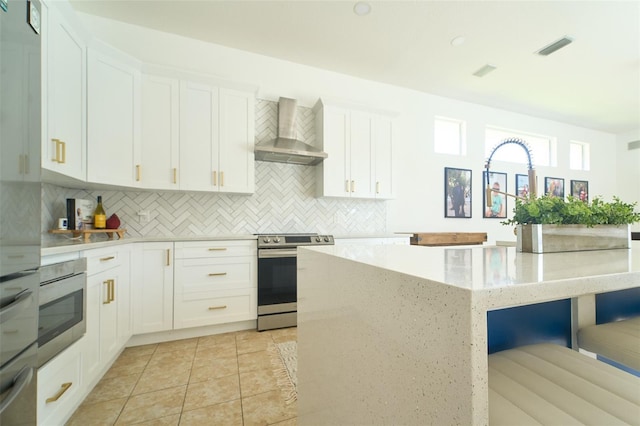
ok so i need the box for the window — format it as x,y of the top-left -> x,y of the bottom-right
485,127 -> 555,167
569,141 -> 590,171
434,117 -> 466,155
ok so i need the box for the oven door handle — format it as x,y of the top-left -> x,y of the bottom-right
0,366 -> 35,415
0,290 -> 33,325
258,249 -> 298,259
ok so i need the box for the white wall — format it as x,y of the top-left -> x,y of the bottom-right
78,12 -> 630,244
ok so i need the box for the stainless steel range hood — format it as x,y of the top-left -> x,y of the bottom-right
254,97 -> 327,166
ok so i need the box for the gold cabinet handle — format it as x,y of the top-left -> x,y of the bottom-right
60,140 -> 66,164
208,305 -> 227,310
100,256 -> 115,262
208,248 -> 227,251
173,168 -> 177,184
46,382 -> 72,403
208,272 -> 227,277
345,180 -> 350,193
24,154 -> 29,174
220,171 -> 224,187
110,279 -> 115,302
51,139 -> 61,162
213,171 -> 217,186
166,249 -> 171,266
103,280 -> 111,304
351,180 -> 355,193
7,255 -> 24,259
136,165 -> 141,181
376,181 -> 380,194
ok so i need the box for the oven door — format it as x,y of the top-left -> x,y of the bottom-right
257,248 -> 297,314
38,273 -> 86,367
0,342 -> 37,426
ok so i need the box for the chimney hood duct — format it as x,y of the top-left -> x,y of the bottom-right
254,97 -> 328,166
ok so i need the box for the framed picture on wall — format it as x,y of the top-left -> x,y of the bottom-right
483,171 -> 507,219
444,167 -> 472,218
515,174 -> 531,198
545,177 -> 565,198
570,180 -> 589,202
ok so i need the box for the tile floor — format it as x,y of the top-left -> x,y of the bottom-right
67,328 -> 298,425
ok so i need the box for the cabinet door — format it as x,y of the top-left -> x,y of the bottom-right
372,115 -> 394,199
320,107 -> 350,197
83,274 -> 102,382
116,247 -> 132,347
179,81 -> 218,191
131,243 -> 174,334
140,75 -> 179,189
218,88 -> 255,194
87,49 -> 140,187
44,4 -> 86,181
349,111 -> 374,198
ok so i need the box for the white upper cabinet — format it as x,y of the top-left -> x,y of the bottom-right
314,99 -> 396,199
179,80 -> 255,193
42,1 -> 87,182
140,75 -> 180,190
86,46 -> 141,187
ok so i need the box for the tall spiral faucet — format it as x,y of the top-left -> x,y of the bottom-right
485,138 -> 537,208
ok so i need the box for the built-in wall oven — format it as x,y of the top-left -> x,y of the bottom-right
257,234 -> 334,331
38,258 -> 87,367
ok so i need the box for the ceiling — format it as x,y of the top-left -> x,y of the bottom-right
69,0 -> 640,135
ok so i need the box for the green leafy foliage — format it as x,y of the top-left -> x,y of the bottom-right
502,195 -> 640,226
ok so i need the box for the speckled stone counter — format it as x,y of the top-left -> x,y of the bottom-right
296,244 -> 640,425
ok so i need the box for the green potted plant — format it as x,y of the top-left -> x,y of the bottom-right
502,195 -> 640,253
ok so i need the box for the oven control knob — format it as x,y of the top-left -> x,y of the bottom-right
273,237 -> 281,243
324,236 -> 331,242
315,236 -> 322,243
262,237 -> 270,243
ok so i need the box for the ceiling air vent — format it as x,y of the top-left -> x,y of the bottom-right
536,36 -> 574,56
473,64 -> 497,77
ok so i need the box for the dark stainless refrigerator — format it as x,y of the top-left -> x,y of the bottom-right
0,0 -> 41,424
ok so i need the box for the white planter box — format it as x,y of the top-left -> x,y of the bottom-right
516,224 -> 631,253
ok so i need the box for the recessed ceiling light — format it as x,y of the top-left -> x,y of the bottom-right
451,36 -> 466,47
473,64 -> 497,77
536,36 -> 574,56
353,2 -> 371,16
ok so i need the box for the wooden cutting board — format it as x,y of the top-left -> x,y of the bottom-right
409,232 -> 487,246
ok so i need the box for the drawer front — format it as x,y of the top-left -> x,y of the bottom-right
175,257 -> 255,294
174,240 -> 256,259
37,341 -> 83,425
84,247 -> 123,275
174,289 -> 257,329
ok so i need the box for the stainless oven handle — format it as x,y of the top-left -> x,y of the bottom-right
0,290 -> 33,325
0,366 -> 34,414
258,249 -> 298,258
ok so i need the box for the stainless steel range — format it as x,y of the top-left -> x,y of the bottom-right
257,234 -> 334,331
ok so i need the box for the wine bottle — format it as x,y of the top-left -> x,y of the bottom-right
94,196 -> 107,229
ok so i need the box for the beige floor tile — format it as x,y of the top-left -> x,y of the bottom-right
197,332 -> 236,349
238,350 -> 273,374
66,397 -> 127,426
146,349 -> 195,370
183,374 -> 240,412
271,418 -> 297,426
239,367 -> 279,397
271,328 -> 297,344
179,399 -> 243,426
103,356 -> 150,380
132,414 -> 181,425
234,329 -> 267,341
193,342 -> 237,360
121,344 -> 158,358
242,390 -> 297,426
190,356 -> 238,383
116,386 -> 186,425
156,338 -> 198,353
237,337 -> 273,355
132,365 -> 192,395
84,373 -> 140,405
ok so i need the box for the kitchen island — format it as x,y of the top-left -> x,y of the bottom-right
296,243 -> 640,425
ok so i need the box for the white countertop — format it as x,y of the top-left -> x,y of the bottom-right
302,243 -> 640,309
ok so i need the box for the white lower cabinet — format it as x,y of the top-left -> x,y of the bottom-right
37,340 -> 83,426
131,242 -> 174,334
174,240 -> 256,329
82,245 -> 132,386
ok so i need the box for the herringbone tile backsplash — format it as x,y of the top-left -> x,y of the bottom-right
42,100 -> 386,243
